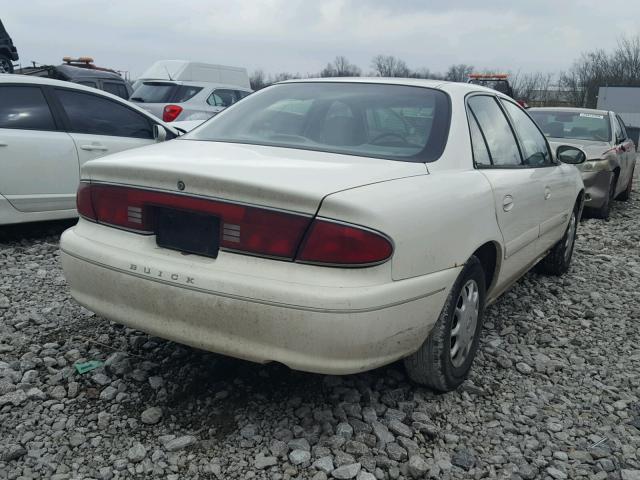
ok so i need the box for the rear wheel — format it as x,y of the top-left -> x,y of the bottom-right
0,55 -> 13,74
592,173 -> 616,219
536,208 -> 577,276
617,167 -> 634,201
404,256 -> 486,392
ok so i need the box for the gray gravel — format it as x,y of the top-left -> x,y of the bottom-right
0,165 -> 639,479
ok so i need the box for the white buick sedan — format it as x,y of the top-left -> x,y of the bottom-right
60,79 -> 586,391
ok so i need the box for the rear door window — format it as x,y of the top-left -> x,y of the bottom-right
467,95 -> 522,167
55,88 -> 153,139
207,89 -> 238,107
0,85 -> 56,130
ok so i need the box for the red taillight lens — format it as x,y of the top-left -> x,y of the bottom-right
297,219 -> 393,266
76,183 -> 311,259
76,182 -> 96,221
162,104 -> 183,122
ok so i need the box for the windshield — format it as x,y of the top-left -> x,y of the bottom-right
130,82 -> 202,104
185,82 -> 450,162
529,110 -> 611,142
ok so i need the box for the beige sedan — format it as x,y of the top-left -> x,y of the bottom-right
530,107 -> 636,219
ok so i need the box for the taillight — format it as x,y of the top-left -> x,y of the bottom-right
162,104 -> 183,122
76,182 -> 96,221
297,219 -> 393,266
75,183 -> 310,259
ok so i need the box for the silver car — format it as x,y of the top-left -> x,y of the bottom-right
130,80 -> 251,123
529,107 -> 636,219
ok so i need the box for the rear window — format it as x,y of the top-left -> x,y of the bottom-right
186,82 -> 450,162
102,81 -> 130,99
529,110 -> 611,142
130,82 -> 202,104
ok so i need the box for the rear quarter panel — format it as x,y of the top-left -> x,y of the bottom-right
317,171 -> 503,281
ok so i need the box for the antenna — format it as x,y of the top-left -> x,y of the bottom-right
164,65 -> 174,81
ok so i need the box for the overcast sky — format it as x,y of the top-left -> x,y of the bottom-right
3,0 -> 639,80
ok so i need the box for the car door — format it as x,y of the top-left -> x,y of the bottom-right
614,115 -> 634,194
0,84 -> 79,212
53,87 -> 156,167
467,94 -> 545,285
499,99 -> 575,252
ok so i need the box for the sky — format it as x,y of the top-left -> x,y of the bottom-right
3,0 -> 639,80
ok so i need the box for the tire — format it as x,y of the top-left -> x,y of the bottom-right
404,256 -> 486,392
617,167 -> 634,201
592,173 -> 616,220
536,207 -> 578,276
0,54 -> 13,74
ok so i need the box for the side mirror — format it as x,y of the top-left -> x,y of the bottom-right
153,124 -> 167,143
556,145 -> 586,165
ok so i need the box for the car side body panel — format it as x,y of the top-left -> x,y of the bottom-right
317,171 -> 502,283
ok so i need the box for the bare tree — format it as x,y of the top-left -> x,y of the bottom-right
371,55 -> 410,77
320,56 -> 361,77
445,64 -> 474,82
249,69 -> 267,90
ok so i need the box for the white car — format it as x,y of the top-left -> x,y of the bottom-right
60,78 -> 586,391
0,75 -> 179,225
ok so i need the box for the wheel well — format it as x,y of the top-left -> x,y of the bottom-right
472,242 -> 499,292
575,189 -> 585,216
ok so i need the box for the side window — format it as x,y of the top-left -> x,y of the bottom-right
207,89 -> 238,107
77,81 -> 97,88
102,82 -> 129,100
0,85 -> 56,130
468,112 -> 492,166
615,115 -> 627,141
56,89 -> 153,139
613,116 -> 624,143
501,100 -> 552,166
235,90 -> 251,99
467,96 -> 521,167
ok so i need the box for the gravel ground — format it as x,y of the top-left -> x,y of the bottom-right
1,166 -> 639,480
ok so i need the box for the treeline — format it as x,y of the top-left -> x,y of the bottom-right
249,35 -> 640,108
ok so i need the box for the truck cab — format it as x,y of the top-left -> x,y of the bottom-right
0,19 -> 19,74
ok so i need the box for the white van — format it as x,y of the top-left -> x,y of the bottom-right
130,60 -> 252,122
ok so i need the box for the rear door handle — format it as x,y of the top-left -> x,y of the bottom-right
544,187 -> 551,200
502,195 -> 514,212
80,144 -> 108,152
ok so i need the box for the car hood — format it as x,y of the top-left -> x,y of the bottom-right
546,138 -> 612,160
80,139 -> 428,214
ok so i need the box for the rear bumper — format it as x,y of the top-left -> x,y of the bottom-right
60,222 -> 458,374
582,170 -> 612,208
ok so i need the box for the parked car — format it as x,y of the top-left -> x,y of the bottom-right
0,75 -> 179,225
130,80 -> 252,122
60,79 -> 586,391
130,60 -> 252,122
16,58 -> 133,99
0,19 -> 19,73
529,107 -> 636,218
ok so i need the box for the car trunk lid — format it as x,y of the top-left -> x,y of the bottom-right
80,139 -> 428,214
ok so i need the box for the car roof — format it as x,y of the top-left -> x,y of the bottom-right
528,106 -> 610,116
56,64 -> 126,81
278,76 -> 511,98
0,74 -> 179,134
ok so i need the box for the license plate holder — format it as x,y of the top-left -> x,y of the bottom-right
156,208 -> 220,258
